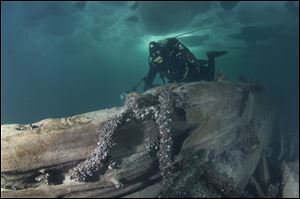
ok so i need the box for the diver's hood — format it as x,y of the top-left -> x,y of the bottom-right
149,41 -> 161,53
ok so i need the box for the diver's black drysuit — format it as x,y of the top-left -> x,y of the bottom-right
144,38 -> 226,91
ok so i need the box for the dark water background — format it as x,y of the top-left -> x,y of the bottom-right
1,2 -> 298,147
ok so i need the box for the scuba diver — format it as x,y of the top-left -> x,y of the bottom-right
143,37 -> 227,91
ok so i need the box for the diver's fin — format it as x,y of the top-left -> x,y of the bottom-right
198,59 -> 208,64
206,51 -> 227,59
